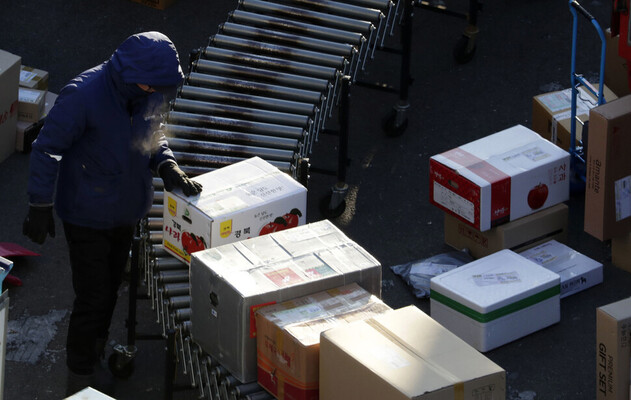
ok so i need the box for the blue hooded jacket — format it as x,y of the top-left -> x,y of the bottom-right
27,31 -> 184,229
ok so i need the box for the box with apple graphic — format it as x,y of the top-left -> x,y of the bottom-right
162,156 -> 307,265
430,124 -> 570,232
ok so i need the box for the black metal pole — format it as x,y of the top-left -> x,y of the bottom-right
126,234 -> 140,346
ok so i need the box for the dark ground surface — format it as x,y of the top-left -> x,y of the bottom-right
1,0 -> 631,399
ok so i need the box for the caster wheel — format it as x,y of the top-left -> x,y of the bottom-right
382,108 -> 408,137
453,34 -> 476,64
319,193 -> 346,219
108,352 -> 135,379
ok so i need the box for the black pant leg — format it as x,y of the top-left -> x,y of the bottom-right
63,222 -> 134,374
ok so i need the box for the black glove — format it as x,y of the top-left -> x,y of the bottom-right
23,205 -> 56,244
159,162 -> 203,197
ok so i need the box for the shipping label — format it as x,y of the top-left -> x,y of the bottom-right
614,175 -> 631,222
433,181 -> 475,224
472,271 -> 521,286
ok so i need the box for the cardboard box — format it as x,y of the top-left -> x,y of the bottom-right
255,283 -> 392,400
19,65 -> 49,91
15,92 -> 55,153
18,88 -> 46,123
612,232 -> 631,273
519,240 -> 603,298
0,50 -> 21,164
596,297 -> 631,400
129,0 -> 177,9
585,95 -> 631,241
189,220 -> 383,383
430,125 -> 570,232
532,85 -> 617,150
430,249 -> 560,352
163,157 -> 307,265
444,202 -> 568,258
605,28 -> 631,98
319,305 -> 506,400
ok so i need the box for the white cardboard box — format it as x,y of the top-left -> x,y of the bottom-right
519,240 -> 603,298
430,249 -> 561,352
319,305 -> 506,400
430,125 -> 570,231
189,219 -> 383,383
163,157 -> 307,265
17,87 -> 46,123
0,50 -> 21,164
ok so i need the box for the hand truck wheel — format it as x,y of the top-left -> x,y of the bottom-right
382,103 -> 409,137
108,344 -> 137,379
453,34 -> 477,64
319,183 -> 348,219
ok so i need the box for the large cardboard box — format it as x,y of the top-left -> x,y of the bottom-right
430,249 -> 560,352
532,85 -> 617,150
319,305 -> 506,400
255,283 -> 392,400
605,28 -> 631,98
18,88 -> 46,123
15,91 -> 56,153
0,50 -> 21,164
611,232 -> 631,273
596,297 -> 631,400
585,95 -> 631,241
19,65 -> 49,91
189,220 -> 382,383
444,202 -> 568,258
430,125 -> 570,232
163,157 -> 307,265
519,240 -> 603,298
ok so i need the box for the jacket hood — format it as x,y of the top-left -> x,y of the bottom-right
109,31 -> 184,87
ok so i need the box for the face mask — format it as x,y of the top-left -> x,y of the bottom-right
119,82 -> 152,101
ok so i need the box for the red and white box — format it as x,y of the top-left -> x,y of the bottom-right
430,125 -> 570,232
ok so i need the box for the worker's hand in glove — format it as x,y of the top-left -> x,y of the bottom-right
159,162 -> 203,197
23,205 -> 56,244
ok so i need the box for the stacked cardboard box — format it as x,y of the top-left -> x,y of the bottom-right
0,50 -> 21,164
255,283 -> 392,399
596,297 -> 631,400
189,219 -> 382,383
320,305 -> 506,399
585,95 -> 631,242
163,157 -> 307,265
605,28 -> 631,98
531,84 -> 617,151
430,124 -> 570,232
16,65 -> 52,153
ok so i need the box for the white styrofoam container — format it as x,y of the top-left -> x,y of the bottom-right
430,125 -> 570,231
519,240 -> 603,298
163,156 -> 307,265
430,249 -> 561,352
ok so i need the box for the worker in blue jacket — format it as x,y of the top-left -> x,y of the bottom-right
22,31 -> 202,396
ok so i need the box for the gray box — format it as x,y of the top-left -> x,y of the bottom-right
190,220 -> 382,383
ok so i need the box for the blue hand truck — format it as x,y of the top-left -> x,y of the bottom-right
568,0 -> 607,191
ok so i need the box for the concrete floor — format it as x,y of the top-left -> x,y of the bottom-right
1,0 -> 630,399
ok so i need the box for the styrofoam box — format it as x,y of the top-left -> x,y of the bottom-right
189,219 -> 382,383
430,249 -> 561,352
519,240 -> 603,298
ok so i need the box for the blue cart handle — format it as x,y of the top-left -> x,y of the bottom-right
570,1 -> 595,21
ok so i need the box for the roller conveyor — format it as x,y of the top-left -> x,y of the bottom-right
163,123 -> 300,152
168,137 -> 296,162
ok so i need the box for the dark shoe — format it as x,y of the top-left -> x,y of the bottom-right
65,370 -> 93,397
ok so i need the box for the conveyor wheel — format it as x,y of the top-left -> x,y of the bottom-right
453,25 -> 479,64
108,344 -> 137,379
